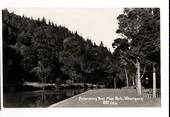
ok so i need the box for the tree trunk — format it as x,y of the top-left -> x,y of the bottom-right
153,64 -> 156,98
124,68 -> 129,87
136,59 -> 142,96
114,78 -> 117,89
132,77 -> 135,88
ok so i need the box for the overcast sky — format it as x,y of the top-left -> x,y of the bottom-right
8,8 -> 123,51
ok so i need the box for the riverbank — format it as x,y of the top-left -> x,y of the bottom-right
49,89 -> 161,107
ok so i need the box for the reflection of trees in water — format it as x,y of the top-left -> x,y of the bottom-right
30,91 -> 49,107
65,90 -> 75,97
25,89 -> 87,107
65,89 -> 86,98
23,91 -> 48,107
4,89 -> 87,107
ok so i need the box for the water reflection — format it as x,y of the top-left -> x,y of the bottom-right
4,89 -> 87,107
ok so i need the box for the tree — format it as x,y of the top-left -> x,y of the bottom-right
59,36 -> 84,83
31,61 -> 51,87
113,8 -> 160,96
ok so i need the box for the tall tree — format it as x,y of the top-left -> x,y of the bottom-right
113,8 -> 160,96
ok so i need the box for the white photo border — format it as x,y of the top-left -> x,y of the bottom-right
0,0 -> 169,117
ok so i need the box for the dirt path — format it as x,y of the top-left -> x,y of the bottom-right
49,89 -> 161,107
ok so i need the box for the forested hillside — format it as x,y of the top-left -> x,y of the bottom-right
2,8 -> 160,93
2,9 -> 122,92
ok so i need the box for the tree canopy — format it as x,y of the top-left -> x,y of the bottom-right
112,8 -> 160,95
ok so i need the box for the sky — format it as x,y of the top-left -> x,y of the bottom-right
8,8 -> 123,51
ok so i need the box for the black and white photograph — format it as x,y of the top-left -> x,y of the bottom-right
2,8 -> 161,108
0,0 -> 170,117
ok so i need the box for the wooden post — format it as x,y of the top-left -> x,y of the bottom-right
153,64 -> 156,98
